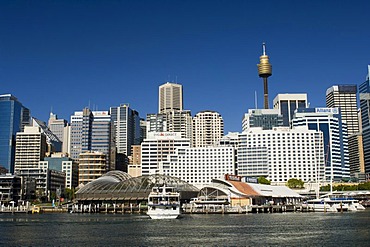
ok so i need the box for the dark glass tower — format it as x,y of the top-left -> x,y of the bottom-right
0,94 -> 30,173
359,66 -> 370,177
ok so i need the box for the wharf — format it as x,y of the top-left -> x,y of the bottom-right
182,204 -> 311,214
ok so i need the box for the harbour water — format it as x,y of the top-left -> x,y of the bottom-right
1,210 -> 369,246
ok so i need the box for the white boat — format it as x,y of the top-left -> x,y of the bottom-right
147,185 -> 181,219
306,198 -> 337,212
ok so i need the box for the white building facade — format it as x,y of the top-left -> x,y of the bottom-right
159,146 -> 235,189
237,127 -> 325,184
141,132 -> 190,175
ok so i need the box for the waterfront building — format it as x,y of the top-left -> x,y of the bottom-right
47,112 -> 67,143
326,85 -> 363,178
78,151 -> 107,185
196,177 -> 302,208
0,94 -> 30,173
70,109 -> 111,165
159,82 -> 183,113
16,166 -> 65,200
0,173 -> 22,205
159,146 -> 235,189
39,154 -> 78,189
14,126 -> 47,173
273,93 -> 308,127
242,109 -> 283,132
193,111 -> 224,147
359,65 -> 370,177
32,118 -> 62,154
292,108 -> 350,182
141,132 -> 190,175
237,127 -> 325,184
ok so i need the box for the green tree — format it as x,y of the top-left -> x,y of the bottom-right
258,176 -> 271,185
286,178 -> 304,189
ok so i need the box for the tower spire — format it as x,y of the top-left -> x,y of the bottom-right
257,42 -> 272,109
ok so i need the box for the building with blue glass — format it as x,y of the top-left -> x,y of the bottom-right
0,94 -> 30,174
273,93 -> 308,127
359,65 -> 370,177
292,108 -> 350,182
242,109 -> 283,132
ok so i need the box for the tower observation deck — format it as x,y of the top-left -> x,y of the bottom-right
257,43 -> 272,109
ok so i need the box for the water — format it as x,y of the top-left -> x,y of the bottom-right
1,210 -> 369,246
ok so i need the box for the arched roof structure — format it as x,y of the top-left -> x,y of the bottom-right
76,171 -> 199,201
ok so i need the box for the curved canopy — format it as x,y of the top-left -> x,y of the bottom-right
76,171 -> 199,201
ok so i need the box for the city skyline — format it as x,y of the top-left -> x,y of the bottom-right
1,1 -> 370,133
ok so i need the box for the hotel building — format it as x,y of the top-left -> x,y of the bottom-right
237,127 -> 325,184
160,146 -> 235,189
141,132 -> 190,175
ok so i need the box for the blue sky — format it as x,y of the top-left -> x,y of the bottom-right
1,0 -> 369,133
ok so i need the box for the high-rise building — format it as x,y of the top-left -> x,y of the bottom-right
326,85 -> 362,178
159,82 -> 183,113
193,111 -> 224,147
0,94 -> 30,173
141,132 -> 190,175
237,127 -> 325,184
47,112 -> 67,142
14,126 -> 47,173
359,65 -> 370,177
273,93 -> 308,127
147,110 -> 193,140
292,108 -> 350,182
110,104 -> 140,156
32,118 -> 62,154
242,109 -> 283,132
70,108 -> 111,164
326,85 -> 359,134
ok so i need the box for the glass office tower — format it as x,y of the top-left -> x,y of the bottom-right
359,65 -> 370,177
0,94 -> 30,173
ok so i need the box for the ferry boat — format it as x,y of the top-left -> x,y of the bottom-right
306,198 -> 337,212
307,195 -> 365,212
147,185 -> 181,219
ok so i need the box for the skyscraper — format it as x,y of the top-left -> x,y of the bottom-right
48,112 -> 68,147
0,94 -> 30,173
70,108 -> 111,163
193,111 -> 224,147
110,104 -> 140,156
273,93 -> 308,127
326,85 -> 362,177
326,85 -> 359,134
292,108 -> 350,182
359,65 -> 370,176
14,126 -> 47,173
159,82 -> 183,113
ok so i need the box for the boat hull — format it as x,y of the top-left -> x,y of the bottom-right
147,206 -> 180,219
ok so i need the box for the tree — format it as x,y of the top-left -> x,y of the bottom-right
258,176 -> 271,185
286,178 -> 304,189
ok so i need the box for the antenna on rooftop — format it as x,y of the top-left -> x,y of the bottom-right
254,91 -> 258,109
